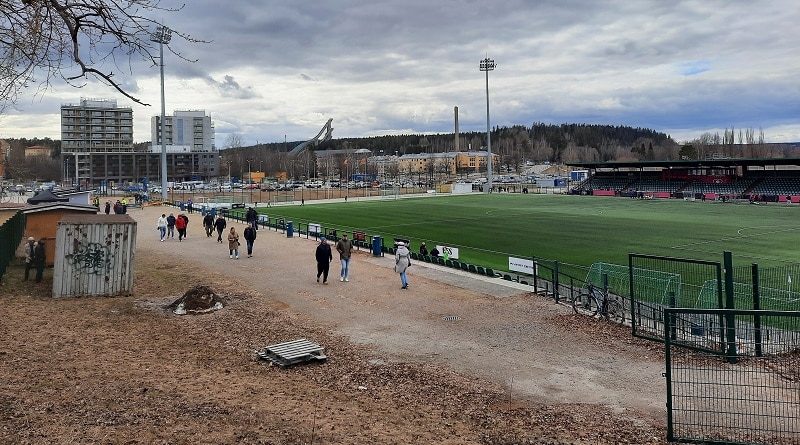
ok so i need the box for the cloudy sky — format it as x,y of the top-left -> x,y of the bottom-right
1,0 -> 798,146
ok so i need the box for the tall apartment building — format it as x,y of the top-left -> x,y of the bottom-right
150,110 -> 218,183
151,110 -> 216,152
60,99 -> 219,188
61,98 -> 134,153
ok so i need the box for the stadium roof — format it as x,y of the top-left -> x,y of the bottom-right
566,157 -> 800,170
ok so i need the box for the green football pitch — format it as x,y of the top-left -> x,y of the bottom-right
254,194 -> 800,272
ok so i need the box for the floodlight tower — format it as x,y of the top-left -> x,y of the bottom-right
151,24 -> 172,201
479,57 -> 495,193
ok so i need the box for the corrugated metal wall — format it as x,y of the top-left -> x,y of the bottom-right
53,215 -> 137,297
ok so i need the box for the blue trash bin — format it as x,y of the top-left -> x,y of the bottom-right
287,221 -> 294,237
372,236 -> 382,256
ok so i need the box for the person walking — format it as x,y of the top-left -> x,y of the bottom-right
203,213 -> 214,237
178,213 -> 189,238
104,201 -> 111,215
395,241 -> 411,289
214,216 -> 227,243
23,237 -> 35,281
336,232 -> 354,282
245,207 -> 258,231
33,238 -> 46,285
156,214 -> 168,241
243,222 -> 257,258
186,199 -> 193,214
166,213 -> 176,238
175,213 -> 187,241
315,237 -> 333,284
227,227 -> 240,259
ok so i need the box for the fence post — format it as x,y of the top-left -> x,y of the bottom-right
751,263 -> 762,357
532,255 -> 538,294
724,251 -> 737,363
668,291 -> 677,341
664,308 -> 675,442
553,261 -> 560,303
628,253 -> 637,335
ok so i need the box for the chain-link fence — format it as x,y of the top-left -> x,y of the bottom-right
665,308 -> 800,444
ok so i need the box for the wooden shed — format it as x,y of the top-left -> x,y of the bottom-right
53,214 -> 137,298
21,202 -> 99,267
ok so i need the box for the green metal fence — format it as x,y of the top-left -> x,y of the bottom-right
629,253 -> 723,344
665,308 -> 800,444
0,211 -> 26,282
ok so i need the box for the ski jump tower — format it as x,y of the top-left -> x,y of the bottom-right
288,118 -> 334,156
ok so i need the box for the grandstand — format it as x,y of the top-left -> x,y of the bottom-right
568,157 -> 800,201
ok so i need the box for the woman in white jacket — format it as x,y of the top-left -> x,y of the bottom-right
395,242 -> 411,289
156,214 -> 168,241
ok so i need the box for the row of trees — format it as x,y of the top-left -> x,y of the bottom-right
1,138 -> 62,182
219,123 -> 796,180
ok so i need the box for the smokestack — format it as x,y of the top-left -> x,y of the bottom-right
454,106 -> 460,152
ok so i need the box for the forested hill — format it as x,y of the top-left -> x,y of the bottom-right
253,122 -> 676,163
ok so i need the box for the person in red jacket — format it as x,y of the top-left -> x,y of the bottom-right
175,213 -> 188,241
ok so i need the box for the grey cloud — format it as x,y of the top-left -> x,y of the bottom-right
4,0 -> 800,144
204,75 -> 260,100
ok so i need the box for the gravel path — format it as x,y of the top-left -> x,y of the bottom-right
132,204 -> 667,422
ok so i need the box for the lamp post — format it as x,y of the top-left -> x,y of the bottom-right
247,159 -> 252,204
480,57 -> 495,193
151,24 -> 172,202
259,160 -> 263,203
227,161 -> 232,192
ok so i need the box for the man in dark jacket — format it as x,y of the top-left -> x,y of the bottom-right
315,237 -> 333,284
245,207 -> 258,231
33,239 -> 46,285
243,222 -> 257,258
203,213 -> 214,237
214,216 -> 227,243
166,213 -> 176,238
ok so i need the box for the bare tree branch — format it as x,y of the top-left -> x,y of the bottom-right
1,0 -> 204,109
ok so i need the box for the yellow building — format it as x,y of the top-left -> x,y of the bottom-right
25,145 -> 52,158
397,151 -> 499,175
454,151 -> 499,172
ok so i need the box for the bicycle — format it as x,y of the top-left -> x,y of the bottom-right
572,283 -> 625,324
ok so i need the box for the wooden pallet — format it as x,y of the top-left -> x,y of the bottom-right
257,338 -> 327,367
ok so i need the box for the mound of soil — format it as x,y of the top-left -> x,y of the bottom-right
168,285 -> 224,314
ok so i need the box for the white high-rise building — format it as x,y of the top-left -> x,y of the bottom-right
151,110 -> 216,153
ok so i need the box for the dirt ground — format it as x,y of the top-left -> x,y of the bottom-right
0,204 -> 670,444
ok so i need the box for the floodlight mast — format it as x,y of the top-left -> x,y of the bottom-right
150,25 -> 172,201
480,57 -> 495,193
